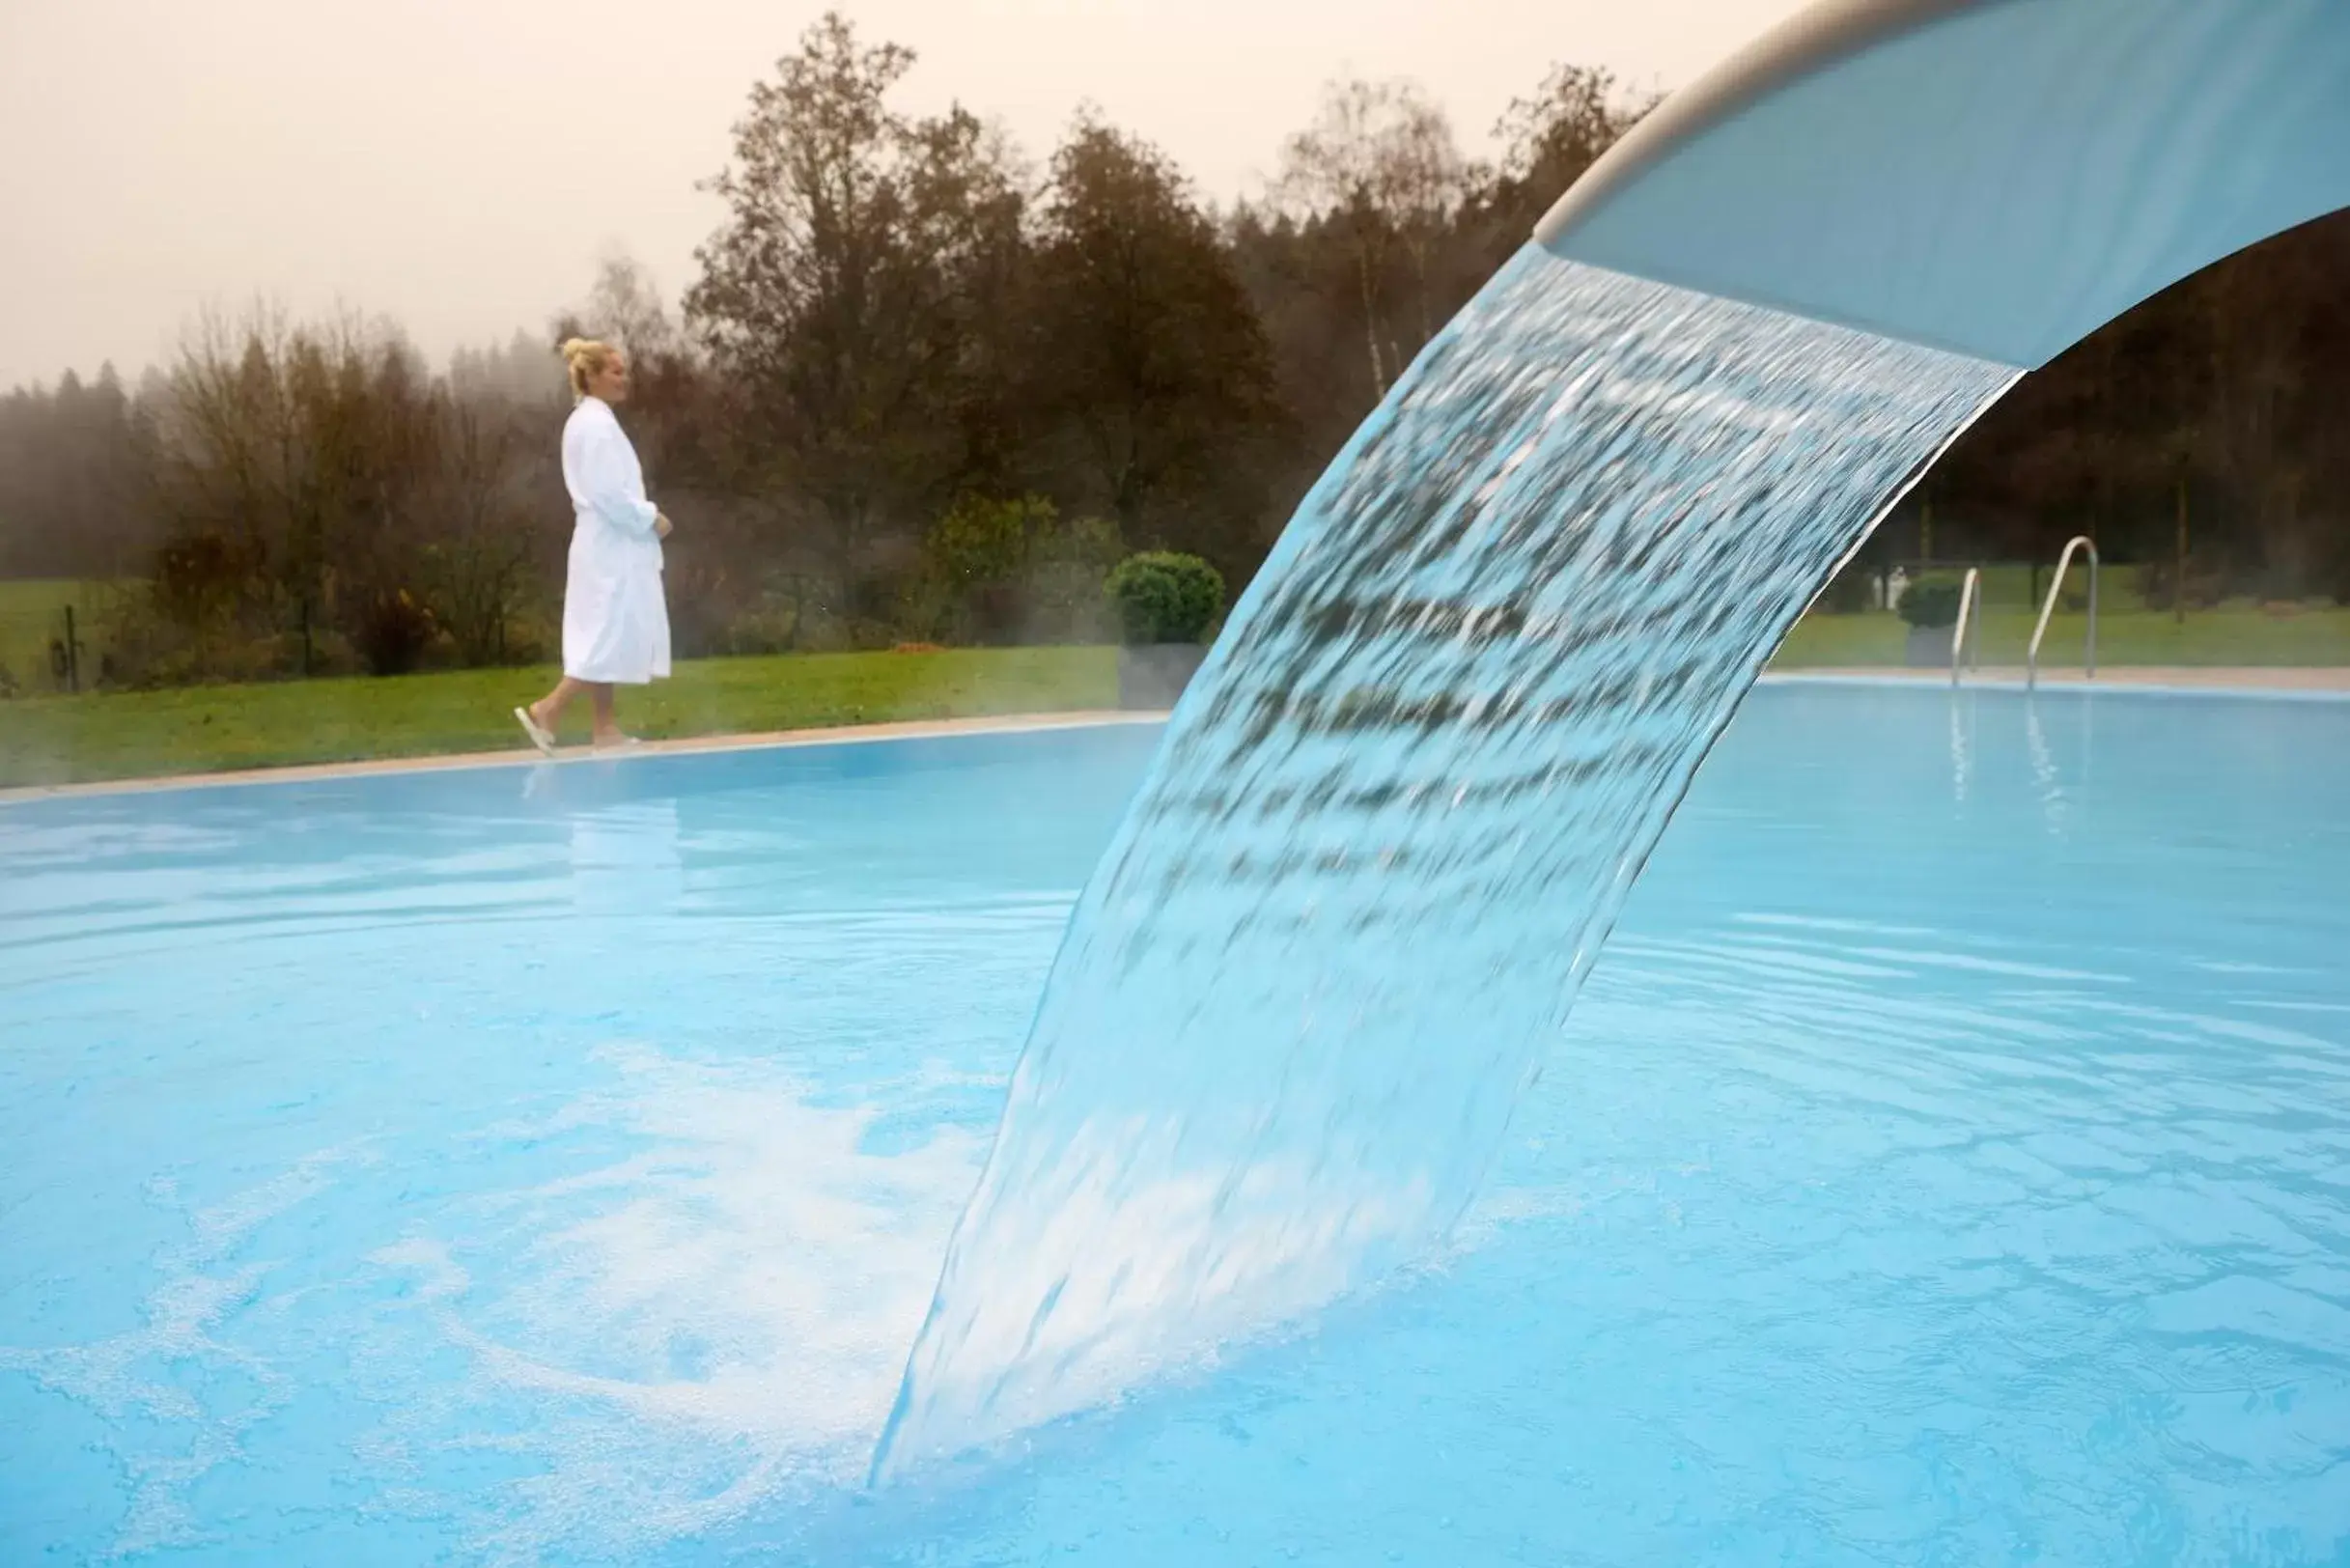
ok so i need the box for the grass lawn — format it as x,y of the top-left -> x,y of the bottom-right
0,646 -> 1118,790
7,597 -> 2348,792
0,578 -> 115,693
1774,604 -> 2350,669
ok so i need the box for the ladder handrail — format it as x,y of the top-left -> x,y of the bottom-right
1950,566 -> 1984,687
2028,537 -> 2100,688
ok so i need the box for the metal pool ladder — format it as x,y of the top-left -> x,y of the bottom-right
1950,567 -> 1985,687
2028,537 -> 2100,689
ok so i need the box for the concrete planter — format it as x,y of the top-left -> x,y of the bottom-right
1904,625 -> 1955,667
1117,643 -> 1209,710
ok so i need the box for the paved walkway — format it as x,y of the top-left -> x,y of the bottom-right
0,710 -> 1157,805
1764,665 -> 2350,694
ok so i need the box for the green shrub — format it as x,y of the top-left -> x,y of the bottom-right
922,495 -> 1123,645
927,494 -> 1046,593
1105,551 -> 1224,645
1897,577 -> 1964,630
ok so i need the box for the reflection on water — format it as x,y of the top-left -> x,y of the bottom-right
568,798 -> 684,914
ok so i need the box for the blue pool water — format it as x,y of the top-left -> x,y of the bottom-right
5,686 -> 2349,1564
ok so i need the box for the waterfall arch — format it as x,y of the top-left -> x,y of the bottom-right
1536,0 -> 2350,371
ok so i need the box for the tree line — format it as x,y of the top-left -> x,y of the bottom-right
2,13 -> 2345,687
1911,216 -> 2350,608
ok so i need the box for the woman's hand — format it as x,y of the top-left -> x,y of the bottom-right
655,513 -> 673,540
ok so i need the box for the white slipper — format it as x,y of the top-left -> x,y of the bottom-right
590,734 -> 643,755
513,707 -> 557,757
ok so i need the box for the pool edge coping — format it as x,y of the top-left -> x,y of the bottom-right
0,709 -> 1168,807
1758,668 -> 2350,701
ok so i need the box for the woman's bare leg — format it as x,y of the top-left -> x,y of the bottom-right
589,684 -> 620,744
529,676 -> 590,734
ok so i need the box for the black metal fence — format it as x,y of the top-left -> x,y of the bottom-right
0,593 -> 91,696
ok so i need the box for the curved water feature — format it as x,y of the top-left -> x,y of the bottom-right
1535,0 -> 2350,368
877,0 -> 2350,1477
873,253 -> 2020,1472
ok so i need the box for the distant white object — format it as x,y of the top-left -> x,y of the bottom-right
1886,566 -> 1910,612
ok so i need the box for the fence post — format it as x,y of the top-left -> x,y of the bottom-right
2174,474 -> 2190,625
63,604 -> 80,694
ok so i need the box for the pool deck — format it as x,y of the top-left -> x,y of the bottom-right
5,667 -> 2346,803
0,710 -> 1159,804
1762,665 -> 2350,695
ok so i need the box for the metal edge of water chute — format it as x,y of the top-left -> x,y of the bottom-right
1531,0 -> 1985,253
1529,0 -> 2037,363
1530,0 -> 2350,370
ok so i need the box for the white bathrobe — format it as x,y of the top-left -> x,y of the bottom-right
560,397 -> 672,684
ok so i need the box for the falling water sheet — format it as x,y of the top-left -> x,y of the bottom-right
874,246 -> 2024,1477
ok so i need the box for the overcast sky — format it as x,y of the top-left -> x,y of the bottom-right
0,0 -> 1806,390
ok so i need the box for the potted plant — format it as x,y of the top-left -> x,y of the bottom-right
1898,577 -> 1964,666
1106,551 -> 1225,710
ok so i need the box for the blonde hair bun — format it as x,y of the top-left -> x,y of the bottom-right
561,337 -> 617,402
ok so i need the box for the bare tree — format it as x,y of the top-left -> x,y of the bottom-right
1491,64 -> 1659,223
1275,79 -> 1399,397
153,305 -> 442,672
1380,95 -> 1472,344
1273,78 -> 1469,397
450,330 -> 566,406
415,395 -> 547,665
568,249 -> 683,363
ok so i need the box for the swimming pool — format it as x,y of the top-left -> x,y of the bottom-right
4,684 -> 2347,1565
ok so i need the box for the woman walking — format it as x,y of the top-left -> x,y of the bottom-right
515,338 -> 672,753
